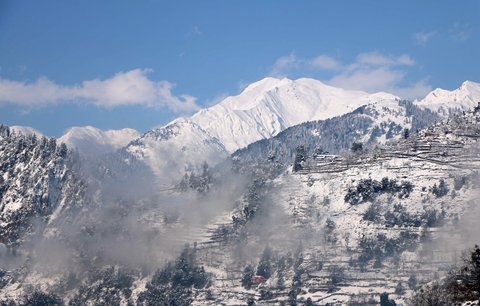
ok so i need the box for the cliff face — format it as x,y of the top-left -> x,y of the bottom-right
0,125 -> 86,246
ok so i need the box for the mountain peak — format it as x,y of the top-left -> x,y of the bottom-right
10,125 -> 44,138
59,126 -> 140,156
461,80 -> 480,91
242,77 -> 284,94
416,80 -> 480,114
127,118 -> 227,181
189,77 -> 400,153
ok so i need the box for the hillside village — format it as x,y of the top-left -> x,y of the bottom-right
170,105 -> 480,305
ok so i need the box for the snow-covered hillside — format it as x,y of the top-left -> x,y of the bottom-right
129,78 -> 479,182
10,126 -> 44,138
45,78 -> 480,184
0,126 -> 86,246
2,94 -> 480,305
126,118 -> 228,181
127,78 -> 401,180
58,126 -> 140,156
415,80 -> 480,116
191,77 -> 399,153
232,99 -> 440,174
178,106 -> 480,305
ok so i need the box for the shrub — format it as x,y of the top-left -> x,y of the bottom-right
345,177 -> 414,205
431,179 -> 449,197
24,290 -> 63,306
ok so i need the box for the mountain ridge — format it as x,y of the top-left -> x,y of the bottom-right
117,78 -> 480,181
190,77 -> 400,153
415,80 -> 480,115
58,126 -> 140,157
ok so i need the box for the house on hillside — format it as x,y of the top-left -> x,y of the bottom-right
424,131 -> 439,138
251,275 -> 267,285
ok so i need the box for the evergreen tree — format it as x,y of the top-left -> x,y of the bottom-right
304,297 -> 315,306
293,145 -> 307,172
350,142 -> 363,153
380,292 -> 396,306
257,246 -> 273,278
241,265 -> 254,289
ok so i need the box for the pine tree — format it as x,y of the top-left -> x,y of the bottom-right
293,145 -> 307,172
241,265 -> 254,289
257,246 -> 273,278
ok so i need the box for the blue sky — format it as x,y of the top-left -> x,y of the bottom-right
0,0 -> 479,137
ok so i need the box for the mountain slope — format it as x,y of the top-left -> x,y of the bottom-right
60,78 -> 479,184
232,99 -> 440,175
415,80 -> 480,116
126,118 -> 228,181
125,77 -> 401,180
10,126 -> 44,138
58,126 -> 140,157
0,125 -> 86,246
191,77 -> 399,153
2,96 -> 480,305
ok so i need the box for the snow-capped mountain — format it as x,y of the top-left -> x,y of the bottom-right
10,125 -> 44,138
58,126 -> 140,156
126,118 -> 228,181
3,103 -> 480,305
191,77 -> 399,153
415,80 -> 480,116
232,99 -> 439,174
3,82 -> 480,305
127,77 -> 400,179
44,78 -> 480,184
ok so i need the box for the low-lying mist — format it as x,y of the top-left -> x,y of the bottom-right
0,153 -> 252,282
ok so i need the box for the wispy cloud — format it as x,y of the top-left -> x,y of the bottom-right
186,25 -> 203,38
414,31 -> 437,46
310,55 -> 339,70
270,53 -> 299,77
269,51 -> 430,100
329,52 -> 428,99
0,69 -> 200,113
355,52 -> 414,66
450,23 -> 471,41
192,25 -> 203,36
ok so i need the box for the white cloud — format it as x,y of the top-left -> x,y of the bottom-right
328,53 -> 430,100
356,52 -> 414,66
391,80 -> 432,100
329,66 -> 431,99
414,31 -> 437,46
330,67 -> 405,93
310,55 -> 339,70
0,69 -> 200,113
270,53 -> 299,77
396,54 -> 415,66
268,51 -> 429,99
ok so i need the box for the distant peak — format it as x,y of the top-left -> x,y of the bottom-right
367,91 -> 400,101
294,77 -> 326,84
461,80 -> 480,89
241,77 -> 284,93
168,117 -> 196,126
66,125 -> 99,132
10,125 -> 44,138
